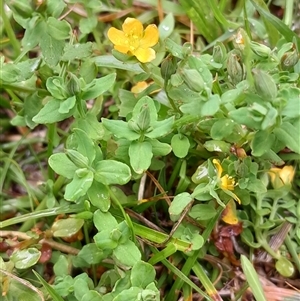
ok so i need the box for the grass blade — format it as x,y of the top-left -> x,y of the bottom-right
241,255 -> 267,301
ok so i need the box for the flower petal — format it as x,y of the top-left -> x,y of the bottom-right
114,44 -> 130,54
140,24 -> 159,48
122,18 -> 143,37
134,47 -> 156,63
222,199 -> 238,225
131,81 -> 148,93
212,159 -> 223,179
108,27 -> 128,46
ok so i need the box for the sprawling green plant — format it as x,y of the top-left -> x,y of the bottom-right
1,0 -> 299,300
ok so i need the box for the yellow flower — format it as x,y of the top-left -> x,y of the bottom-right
107,18 -> 159,63
213,159 -> 241,204
131,81 -> 149,94
268,165 -> 295,188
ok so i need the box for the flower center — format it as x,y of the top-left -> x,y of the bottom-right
221,175 -> 235,190
125,33 -> 140,52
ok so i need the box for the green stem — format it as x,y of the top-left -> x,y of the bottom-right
19,197 -> 47,232
283,0 -> 294,27
0,204 -> 83,228
47,124 -> 56,181
269,198 -> 279,220
167,159 -> 182,191
0,0 -> 21,56
285,234 -> 300,273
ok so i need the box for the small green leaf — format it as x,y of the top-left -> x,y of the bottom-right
189,204 -> 217,221
64,170 -> 94,201
11,248 -> 41,269
94,160 -> 131,185
59,96 -> 76,114
275,257 -> 294,277
46,0 -> 67,18
51,218 -> 84,237
79,15 -> 98,34
129,141 -> 153,174
82,291 -> 104,301
204,140 -> 231,153
102,119 -> 140,140
49,153 -> 77,179
131,261 -> 156,288
46,76 -> 68,100
62,43 -> 93,61
21,17 -> 45,52
171,134 -> 190,158
150,139 -> 172,156
113,240 -> 141,267
93,210 -> 118,232
169,192 -> 193,222
81,73 -> 116,100
73,128 -> 96,164
77,243 -> 106,264
87,181 -> 110,212
145,117 -> 174,139
273,122 -> 300,154
47,17 -> 71,40
159,13 -> 175,40
210,119 -> 235,140
40,33 -> 64,67
33,98 -> 75,124
251,131 -> 275,156
201,94 -> 220,116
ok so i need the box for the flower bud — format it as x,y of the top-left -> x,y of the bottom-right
281,49 -> 299,70
181,69 -> 204,92
213,42 -> 227,64
161,55 -> 178,81
182,42 -> 193,56
128,119 -> 141,133
227,50 -> 245,85
136,104 -> 151,131
250,41 -> 271,58
67,73 -> 81,95
66,149 -> 89,168
252,68 -> 277,100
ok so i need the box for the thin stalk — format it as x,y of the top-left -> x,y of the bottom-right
46,124 -> 56,181
167,159 -> 182,191
285,234 -> 300,273
0,0 -> 21,56
193,261 -> 223,300
283,0 -> 294,28
0,204 -> 83,228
